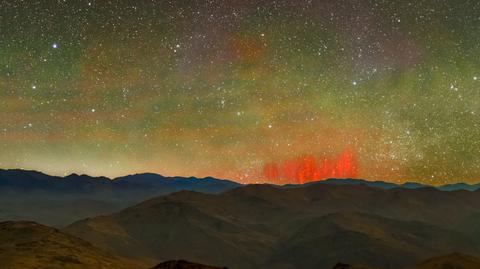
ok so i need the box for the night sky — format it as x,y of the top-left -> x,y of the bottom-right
1,0 -> 479,184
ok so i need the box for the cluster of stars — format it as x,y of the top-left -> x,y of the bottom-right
0,0 -> 479,184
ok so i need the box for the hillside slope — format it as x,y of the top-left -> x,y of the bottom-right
409,253 -> 480,269
0,221 -> 139,269
64,184 -> 480,269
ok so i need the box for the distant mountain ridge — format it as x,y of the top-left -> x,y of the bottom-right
2,168 -> 480,227
0,169 -> 241,227
2,168 -> 480,192
287,177 -> 480,191
0,169 -> 240,193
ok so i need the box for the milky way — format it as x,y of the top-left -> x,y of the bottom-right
1,0 -> 479,184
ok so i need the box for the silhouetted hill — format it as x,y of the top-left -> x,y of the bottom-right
288,178 -> 480,191
0,169 -> 240,193
3,168 -> 479,194
64,191 -> 273,268
438,183 -> 480,192
151,260 -> 227,269
408,253 -> 480,269
268,213 -> 473,268
64,184 -> 480,269
0,221 -> 138,269
292,178 -> 429,191
331,263 -> 372,269
338,253 -> 480,269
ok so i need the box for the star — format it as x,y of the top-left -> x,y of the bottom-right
1,0 -> 479,184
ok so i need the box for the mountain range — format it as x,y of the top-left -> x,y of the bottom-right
4,169 -> 480,193
2,168 -> 480,228
0,169 -> 240,193
296,178 -> 480,192
0,169 -> 240,227
63,183 -> 480,268
3,169 -> 480,268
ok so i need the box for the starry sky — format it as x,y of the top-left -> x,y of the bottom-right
1,0 -> 479,184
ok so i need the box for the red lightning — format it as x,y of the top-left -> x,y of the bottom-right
263,148 -> 359,184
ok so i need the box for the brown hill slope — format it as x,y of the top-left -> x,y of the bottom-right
339,253 -> 480,269
0,221 -> 138,269
64,192 -> 274,269
64,184 -> 480,269
267,212 -> 474,268
409,253 -> 480,269
151,260 -> 227,269
331,263 -> 373,269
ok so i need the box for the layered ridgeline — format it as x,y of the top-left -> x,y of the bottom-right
0,169 -> 240,227
3,169 -> 480,227
63,184 -> 480,269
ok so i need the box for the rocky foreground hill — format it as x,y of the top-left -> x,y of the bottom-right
0,221 -> 138,269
